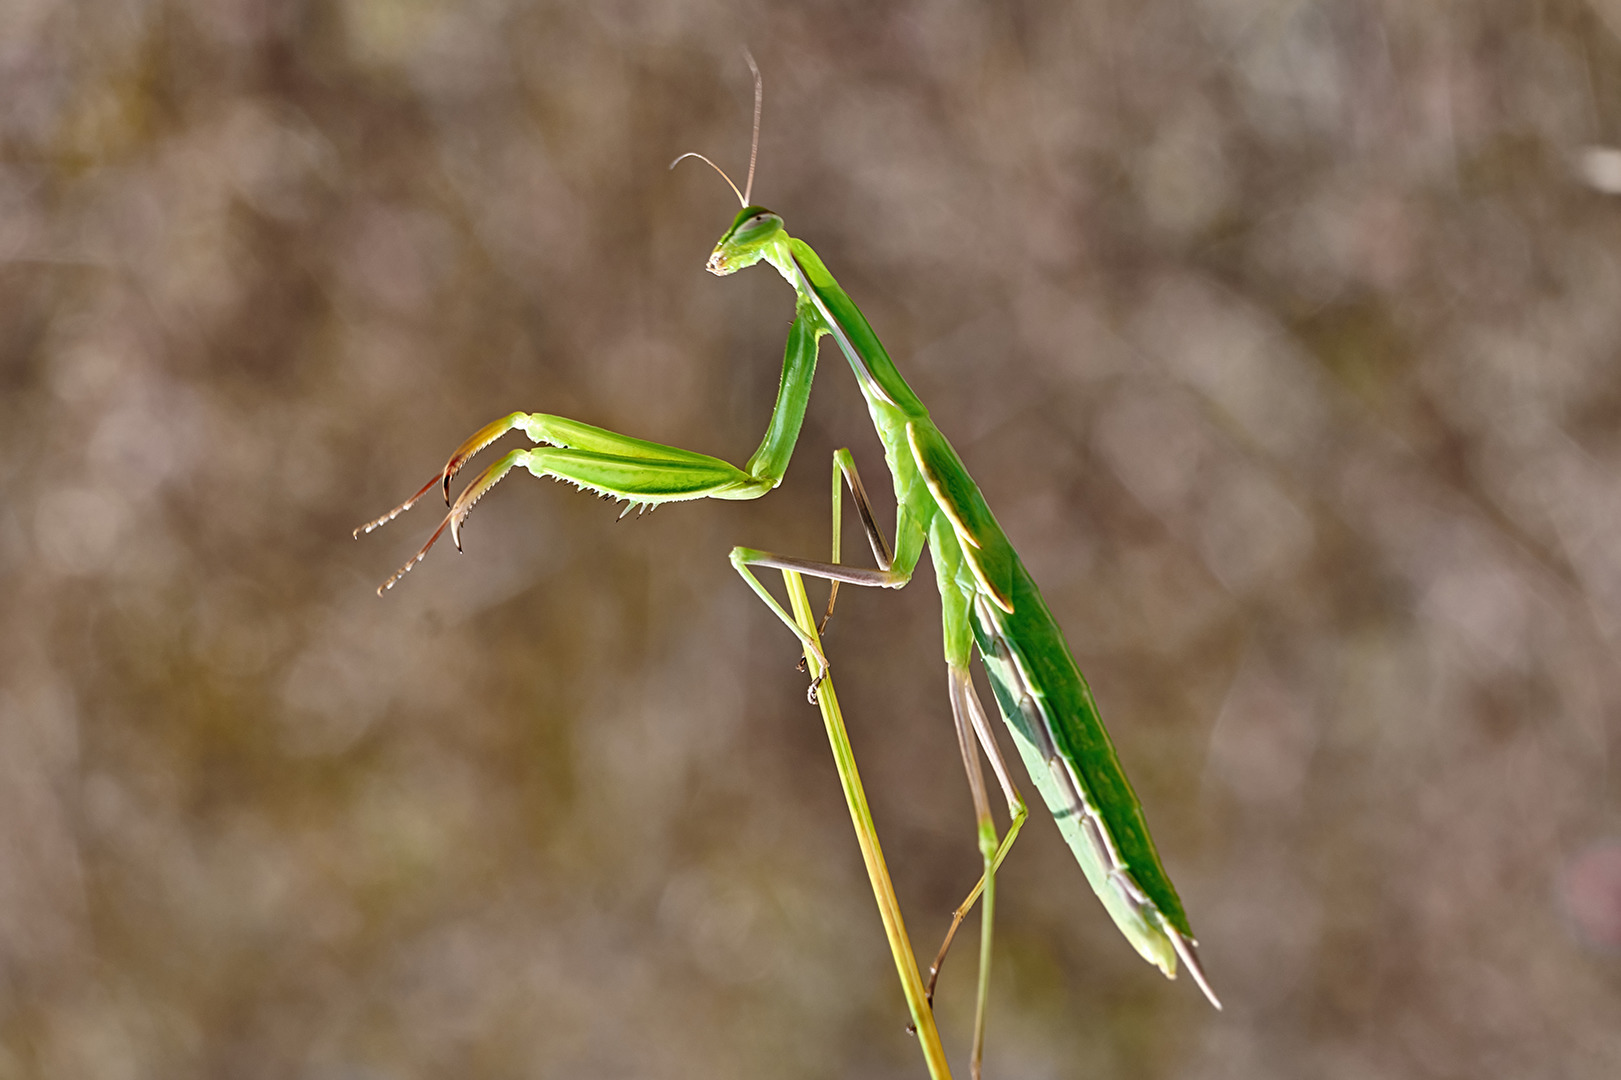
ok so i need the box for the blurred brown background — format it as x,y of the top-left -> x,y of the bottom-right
4,1 -> 1621,1077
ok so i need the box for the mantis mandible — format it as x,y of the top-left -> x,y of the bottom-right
357,65 -> 1219,1073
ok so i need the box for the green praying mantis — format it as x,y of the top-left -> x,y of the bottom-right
357,64 -> 1219,1076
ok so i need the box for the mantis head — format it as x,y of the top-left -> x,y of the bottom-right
706,205 -> 783,276
673,52 -> 778,278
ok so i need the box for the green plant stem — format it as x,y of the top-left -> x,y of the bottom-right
782,570 -> 952,1080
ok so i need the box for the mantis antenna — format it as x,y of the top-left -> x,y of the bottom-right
742,48 -> 761,205
670,50 -> 764,208
669,152 -> 744,206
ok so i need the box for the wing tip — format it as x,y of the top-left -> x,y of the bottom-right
1169,929 -> 1222,1010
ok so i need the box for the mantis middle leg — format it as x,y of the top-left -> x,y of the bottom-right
727,447 -> 924,691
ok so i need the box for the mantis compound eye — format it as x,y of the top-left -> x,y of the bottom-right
729,206 -> 782,244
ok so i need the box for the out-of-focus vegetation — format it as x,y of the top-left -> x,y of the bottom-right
4,1 -> 1621,1077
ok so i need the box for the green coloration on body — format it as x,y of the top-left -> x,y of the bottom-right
720,205 -> 1200,970
359,199 -> 1217,1013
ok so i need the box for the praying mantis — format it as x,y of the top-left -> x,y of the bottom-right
357,65 -> 1219,1077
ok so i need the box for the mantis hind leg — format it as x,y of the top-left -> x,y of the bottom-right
930,666 -> 1029,1080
